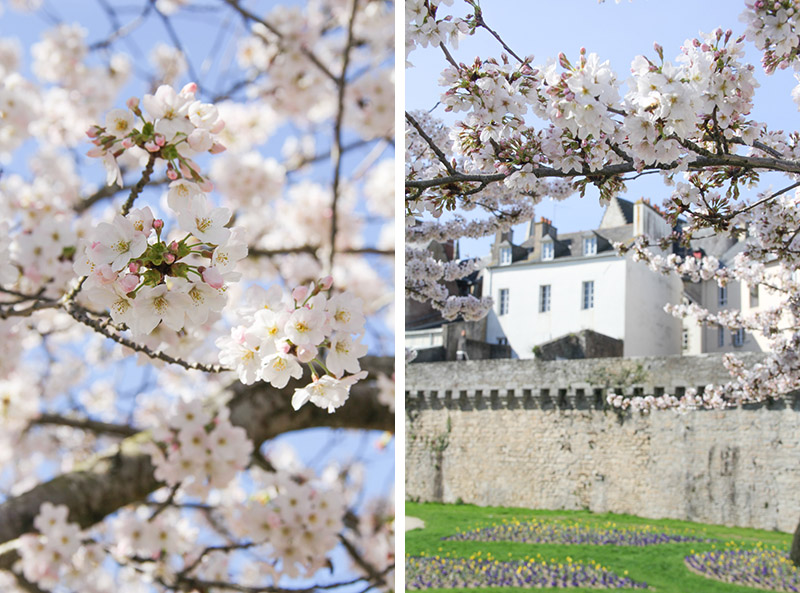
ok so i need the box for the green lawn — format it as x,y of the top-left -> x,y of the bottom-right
405,501 -> 794,592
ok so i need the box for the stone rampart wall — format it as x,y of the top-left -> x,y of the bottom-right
406,354 -> 800,532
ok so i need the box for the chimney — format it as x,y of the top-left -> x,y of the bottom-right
528,217 -> 557,260
491,229 -> 514,265
534,217 -> 557,240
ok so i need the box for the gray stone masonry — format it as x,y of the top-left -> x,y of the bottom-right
406,354 -> 800,532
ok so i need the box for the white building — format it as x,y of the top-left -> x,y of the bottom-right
681,233 -> 762,355
483,198 -> 684,359
405,197 -> 766,361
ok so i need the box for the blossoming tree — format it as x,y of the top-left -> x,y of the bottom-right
0,0 -> 394,590
406,0 -> 800,561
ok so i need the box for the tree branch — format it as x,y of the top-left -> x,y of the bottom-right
405,111 -> 456,176
121,153 -> 157,216
248,246 -> 392,258
328,0 -> 360,272
406,152 -> 800,191
31,414 -> 139,438
64,302 -> 228,373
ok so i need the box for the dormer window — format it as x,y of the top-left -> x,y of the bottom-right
500,246 -> 512,265
583,236 -> 597,256
541,241 -> 554,261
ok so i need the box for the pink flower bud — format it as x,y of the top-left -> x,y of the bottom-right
121,137 -> 134,149
164,253 -> 176,264
209,142 -> 227,154
86,147 -> 106,158
292,285 -> 309,302
153,219 -> 164,231
166,168 -> 178,180
319,276 -> 333,290
119,274 -> 140,292
128,261 -> 140,274
126,97 -> 139,110
202,266 -> 224,289
169,241 -> 179,253
144,141 -> 159,152
210,120 -> 225,134
296,344 -> 317,364
199,179 -> 214,192
181,82 -> 198,95
154,134 -> 166,147
86,126 -> 100,138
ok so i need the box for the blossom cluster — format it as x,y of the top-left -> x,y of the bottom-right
217,280 -> 369,413
148,398 -> 254,495
406,245 -> 493,321
110,506 -> 196,563
741,0 -> 800,74
236,2 -> 393,141
225,470 -> 346,580
19,503 -> 90,589
86,82 -> 226,188
75,187 -> 246,337
405,0 -> 471,65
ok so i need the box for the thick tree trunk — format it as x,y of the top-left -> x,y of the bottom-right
791,518 -> 800,566
0,355 -> 393,564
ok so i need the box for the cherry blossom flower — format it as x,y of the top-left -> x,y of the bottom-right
132,284 -> 190,335
177,193 -> 231,246
89,214 -> 148,271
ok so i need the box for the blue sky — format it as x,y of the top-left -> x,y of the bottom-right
406,0 -> 800,257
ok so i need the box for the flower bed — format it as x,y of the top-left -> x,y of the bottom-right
685,544 -> 800,591
444,517 -> 710,546
406,554 -> 648,590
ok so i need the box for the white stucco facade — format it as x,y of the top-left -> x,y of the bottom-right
682,276 -> 764,355
483,252 -> 683,359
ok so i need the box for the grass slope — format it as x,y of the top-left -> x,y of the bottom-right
406,502 -> 793,593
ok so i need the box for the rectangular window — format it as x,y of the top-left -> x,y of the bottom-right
717,325 -> 725,347
539,285 -> 551,313
718,285 -> 727,307
541,242 -> 554,260
581,281 -> 594,310
733,328 -> 745,347
497,337 -> 508,345
749,284 -> 759,308
500,246 -> 512,265
499,288 -> 509,316
583,236 -> 597,256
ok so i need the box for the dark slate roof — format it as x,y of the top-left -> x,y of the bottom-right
497,224 -> 634,267
616,197 -> 634,224
545,225 -> 634,258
